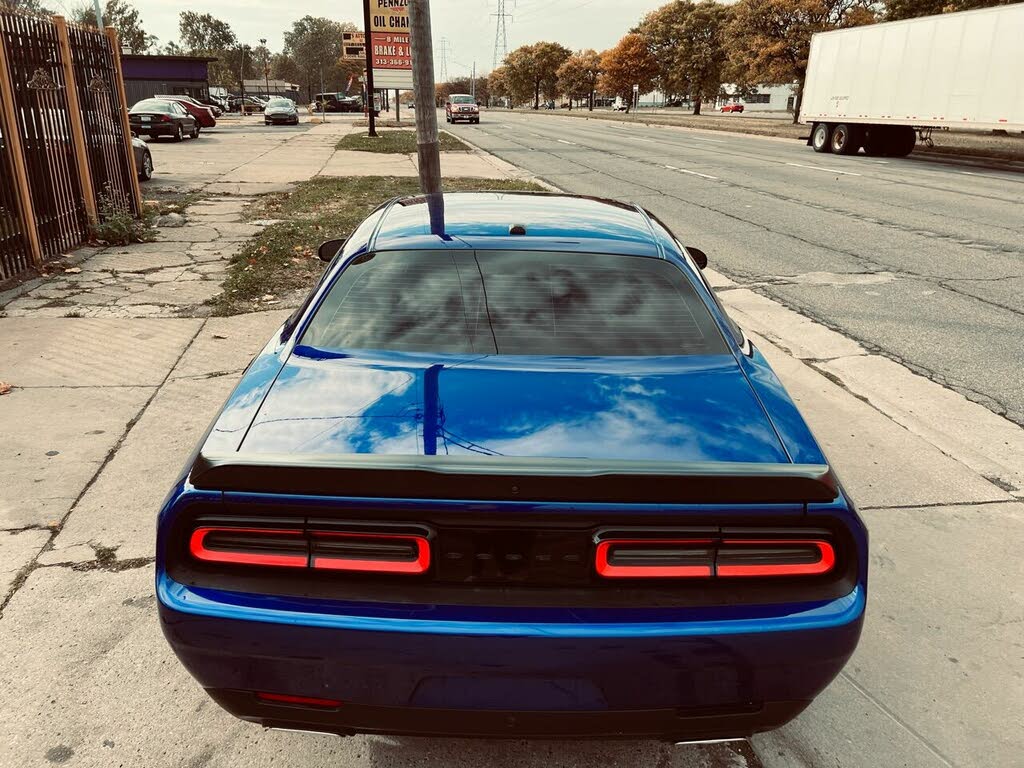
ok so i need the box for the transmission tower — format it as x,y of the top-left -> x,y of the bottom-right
492,0 -> 512,70
438,37 -> 450,83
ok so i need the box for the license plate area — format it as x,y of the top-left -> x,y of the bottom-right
435,528 -> 592,586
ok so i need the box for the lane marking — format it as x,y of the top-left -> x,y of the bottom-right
679,168 -> 718,180
664,165 -> 679,170
786,162 -> 861,177
687,136 -> 725,143
557,139 -> 577,145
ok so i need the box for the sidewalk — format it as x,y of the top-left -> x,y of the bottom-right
1,118 -> 1021,768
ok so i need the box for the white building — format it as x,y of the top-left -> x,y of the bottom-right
717,83 -> 797,112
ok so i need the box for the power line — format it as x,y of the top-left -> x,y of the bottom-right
492,0 -> 513,70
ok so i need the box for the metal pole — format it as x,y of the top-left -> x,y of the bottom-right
320,68 -> 327,123
408,0 -> 441,197
260,38 -> 269,98
92,0 -> 104,28
361,0 -> 377,137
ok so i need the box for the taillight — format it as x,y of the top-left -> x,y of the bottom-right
595,531 -> 836,580
595,539 -> 714,578
717,540 -> 835,578
189,527 -> 307,568
311,531 -> 430,574
188,524 -> 432,575
256,692 -> 342,709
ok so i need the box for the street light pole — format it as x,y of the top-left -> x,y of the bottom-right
92,0 -> 104,28
409,0 -> 441,197
260,38 -> 269,99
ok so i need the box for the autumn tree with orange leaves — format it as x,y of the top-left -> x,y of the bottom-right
599,34 -> 659,113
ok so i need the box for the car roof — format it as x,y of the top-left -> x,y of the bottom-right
368,192 -> 676,257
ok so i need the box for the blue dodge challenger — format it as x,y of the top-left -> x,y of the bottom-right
157,192 -> 866,741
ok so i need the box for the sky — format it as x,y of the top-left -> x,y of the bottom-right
52,0 -> 670,76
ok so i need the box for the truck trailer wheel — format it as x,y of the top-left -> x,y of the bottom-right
885,126 -> 917,157
861,125 -> 888,156
830,124 -> 862,155
811,123 -> 832,153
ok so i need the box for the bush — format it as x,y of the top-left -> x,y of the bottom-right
89,185 -> 158,246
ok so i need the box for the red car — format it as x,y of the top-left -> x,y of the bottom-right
720,103 -> 745,113
156,94 -> 216,129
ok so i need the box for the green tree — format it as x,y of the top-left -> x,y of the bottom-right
500,42 -> 571,109
72,0 -> 154,52
0,0 -> 52,14
557,49 -> 603,110
599,33 -> 660,113
283,16 -> 357,103
677,1 -> 732,115
178,12 -> 237,89
727,0 -> 879,122
884,0 -> 1013,19
635,1 -> 692,98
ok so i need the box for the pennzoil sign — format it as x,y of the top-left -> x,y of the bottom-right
366,0 -> 412,88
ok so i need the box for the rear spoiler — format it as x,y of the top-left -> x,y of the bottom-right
190,454 -> 839,505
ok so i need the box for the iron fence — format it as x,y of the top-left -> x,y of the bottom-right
0,11 -> 140,281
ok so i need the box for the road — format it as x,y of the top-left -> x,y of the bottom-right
446,110 -> 1024,426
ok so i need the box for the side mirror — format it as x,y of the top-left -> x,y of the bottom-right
318,238 -> 348,262
686,246 -> 708,270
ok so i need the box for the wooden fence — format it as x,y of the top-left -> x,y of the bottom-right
0,12 -> 141,282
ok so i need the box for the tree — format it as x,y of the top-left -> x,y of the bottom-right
727,0 -> 879,122
72,0 -> 154,52
501,42 -> 571,109
599,33 -> 659,112
885,0 -> 1013,19
557,49 -> 602,110
283,16 -> 357,102
677,1 -> 732,115
635,1 -> 692,99
489,66 -> 510,107
178,12 -> 237,89
0,0 -> 52,14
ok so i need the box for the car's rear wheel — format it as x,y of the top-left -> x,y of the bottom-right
830,123 -> 861,155
811,122 -> 832,153
173,124 -> 183,142
191,124 -> 200,139
138,151 -> 153,181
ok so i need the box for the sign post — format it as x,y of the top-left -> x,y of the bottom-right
361,2 -> 378,136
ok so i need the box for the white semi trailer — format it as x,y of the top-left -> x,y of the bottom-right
799,4 -> 1024,157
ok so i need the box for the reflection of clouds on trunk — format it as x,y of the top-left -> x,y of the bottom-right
302,251 -> 727,358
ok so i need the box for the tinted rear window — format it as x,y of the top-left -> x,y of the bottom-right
300,251 -> 727,357
132,100 -> 171,112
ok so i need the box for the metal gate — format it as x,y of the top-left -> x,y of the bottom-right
0,12 -> 86,258
0,76 -> 31,281
0,11 -> 140,281
67,21 -> 137,216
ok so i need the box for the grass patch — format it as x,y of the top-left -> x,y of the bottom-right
336,129 -> 471,154
214,175 -> 545,315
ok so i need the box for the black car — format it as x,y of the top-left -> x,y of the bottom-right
129,99 -> 198,141
263,97 -> 299,126
131,135 -> 153,180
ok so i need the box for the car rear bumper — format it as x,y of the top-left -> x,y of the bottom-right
130,124 -> 174,136
158,570 -> 864,739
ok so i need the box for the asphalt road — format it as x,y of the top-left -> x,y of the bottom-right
445,111 -> 1024,426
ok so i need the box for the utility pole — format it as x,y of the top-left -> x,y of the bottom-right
361,0 -> 377,137
408,0 -> 442,198
92,0 -> 104,28
260,38 -> 269,99
471,61 -> 476,100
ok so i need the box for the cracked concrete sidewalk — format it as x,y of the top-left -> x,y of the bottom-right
1,117 -> 1021,768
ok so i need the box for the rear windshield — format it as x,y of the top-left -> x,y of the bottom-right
131,100 -> 172,112
300,251 -> 727,357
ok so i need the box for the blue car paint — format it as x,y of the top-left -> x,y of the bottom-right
157,192 -> 867,735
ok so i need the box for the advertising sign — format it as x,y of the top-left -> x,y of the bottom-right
342,31 -> 366,60
367,0 -> 413,90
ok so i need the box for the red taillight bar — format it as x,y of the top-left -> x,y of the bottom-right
717,540 -> 835,578
256,691 -> 342,709
595,539 -> 714,579
595,536 -> 836,579
189,527 -> 307,569
188,526 -> 431,575
311,532 -> 431,574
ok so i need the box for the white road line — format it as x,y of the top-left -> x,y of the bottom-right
786,162 -> 862,177
630,137 -> 654,143
557,139 -> 577,145
688,136 -> 725,143
679,169 -> 718,180
664,165 -> 679,170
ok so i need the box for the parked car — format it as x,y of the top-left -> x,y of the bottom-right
446,93 -> 480,124
720,103 -> 745,113
194,95 -> 225,117
155,94 -> 216,128
131,135 -> 153,181
157,191 -> 867,743
128,99 -> 198,141
229,96 -> 266,114
264,97 -> 299,126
